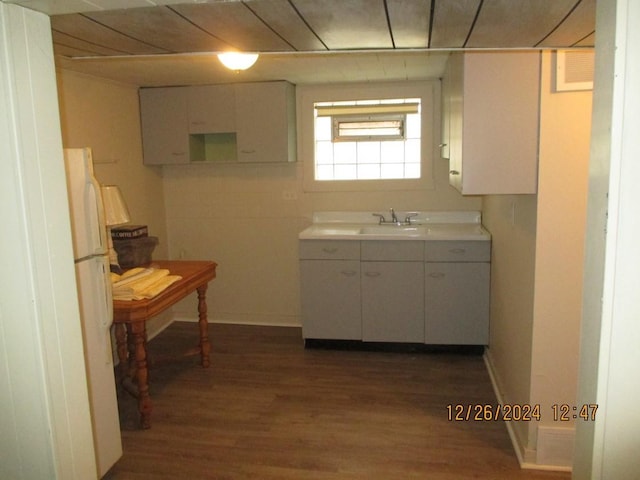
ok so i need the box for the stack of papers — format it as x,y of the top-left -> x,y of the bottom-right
111,267 -> 182,301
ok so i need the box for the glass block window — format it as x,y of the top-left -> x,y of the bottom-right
313,99 -> 421,181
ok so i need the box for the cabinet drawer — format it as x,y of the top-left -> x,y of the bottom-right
361,241 -> 424,261
425,241 -> 490,262
299,240 -> 360,260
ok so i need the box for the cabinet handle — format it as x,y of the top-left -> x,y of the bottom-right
322,247 -> 338,254
429,272 -> 446,278
341,270 -> 357,277
364,271 -> 381,277
439,143 -> 447,148
449,170 -> 460,175
240,149 -> 256,154
172,152 -> 186,156
449,248 -> 466,254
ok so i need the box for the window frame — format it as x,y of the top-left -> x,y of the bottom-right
331,113 -> 407,142
297,81 -> 438,192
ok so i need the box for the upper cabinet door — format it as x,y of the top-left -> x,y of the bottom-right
187,85 -> 236,134
440,60 -> 452,160
444,51 -> 540,195
235,81 -> 296,163
140,87 -> 189,165
447,53 -> 464,192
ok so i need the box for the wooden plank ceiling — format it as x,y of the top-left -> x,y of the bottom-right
46,0 -> 595,58
5,0 -> 595,86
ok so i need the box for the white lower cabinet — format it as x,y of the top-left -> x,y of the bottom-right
299,238 -> 490,345
362,261 -> 424,342
300,260 -> 361,340
425,262 -> 490,344
299,240 -> 361,340
360,240 -> 424,342
424,240 -> 490,345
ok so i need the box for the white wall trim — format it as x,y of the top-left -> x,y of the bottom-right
483,350 -> 529,467
483,350 -> 572,472
536,426 -> 575,470
171,314 -> 301,329
297,80 -> 438,193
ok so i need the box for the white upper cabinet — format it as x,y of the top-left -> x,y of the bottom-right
443,51 -> 540,195
139,87 -> 189,165
235,82 -> 296,163
140,81 -> 296,165
187,84 -> 236,134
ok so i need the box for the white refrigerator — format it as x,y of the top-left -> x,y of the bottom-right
64,148 -> 122,477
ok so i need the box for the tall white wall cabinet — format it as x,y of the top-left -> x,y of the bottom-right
441,51 -> 541,195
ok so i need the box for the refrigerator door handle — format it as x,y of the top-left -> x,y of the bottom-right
101,257 -> 114,330
84,169 -> 108,256
93,257 -> 115,365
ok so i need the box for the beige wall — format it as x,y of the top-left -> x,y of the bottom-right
483,51 -> 592,468
530,51 -> 591,464
482,193 -> 538,452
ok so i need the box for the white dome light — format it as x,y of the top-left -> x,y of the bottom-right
217,52 -> 259,71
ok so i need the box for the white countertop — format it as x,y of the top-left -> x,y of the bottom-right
299,211 -> 491,241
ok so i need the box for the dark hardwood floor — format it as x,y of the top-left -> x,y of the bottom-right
107,322 -> 570,480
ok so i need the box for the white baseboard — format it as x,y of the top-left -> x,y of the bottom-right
482,349 -> 573,472
534,426 -> 574,471
483,350 -> 528,466
172,313 -> 301,328
112,313 -> 298,367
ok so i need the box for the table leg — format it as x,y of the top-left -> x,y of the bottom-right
130,320 -> 152,429
114,323 -> 127,379
125,324 -> 136,378
197,284 -> 211,368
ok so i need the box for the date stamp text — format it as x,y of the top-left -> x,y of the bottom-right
446,403 -> 598,422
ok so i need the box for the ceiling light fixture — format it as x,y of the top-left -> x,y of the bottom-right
217,52 -> 259,71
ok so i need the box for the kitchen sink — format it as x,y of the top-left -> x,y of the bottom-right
298,211 -> 491,241
359,225 -> 423,236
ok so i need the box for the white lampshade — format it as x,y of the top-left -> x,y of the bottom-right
101,185 -> 131,227
217,52 -> 259,71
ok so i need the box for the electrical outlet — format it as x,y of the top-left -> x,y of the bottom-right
282,190 -> 298,201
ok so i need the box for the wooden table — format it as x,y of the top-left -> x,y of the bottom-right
112,260 -> 217,429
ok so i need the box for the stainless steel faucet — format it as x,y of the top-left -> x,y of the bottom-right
373,208 -> 415,225
404,212 -> 418,225
372,213 -> 386,224
390,208 -> 399,224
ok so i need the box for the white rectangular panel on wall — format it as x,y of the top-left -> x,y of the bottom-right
555,50 -> 595,92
